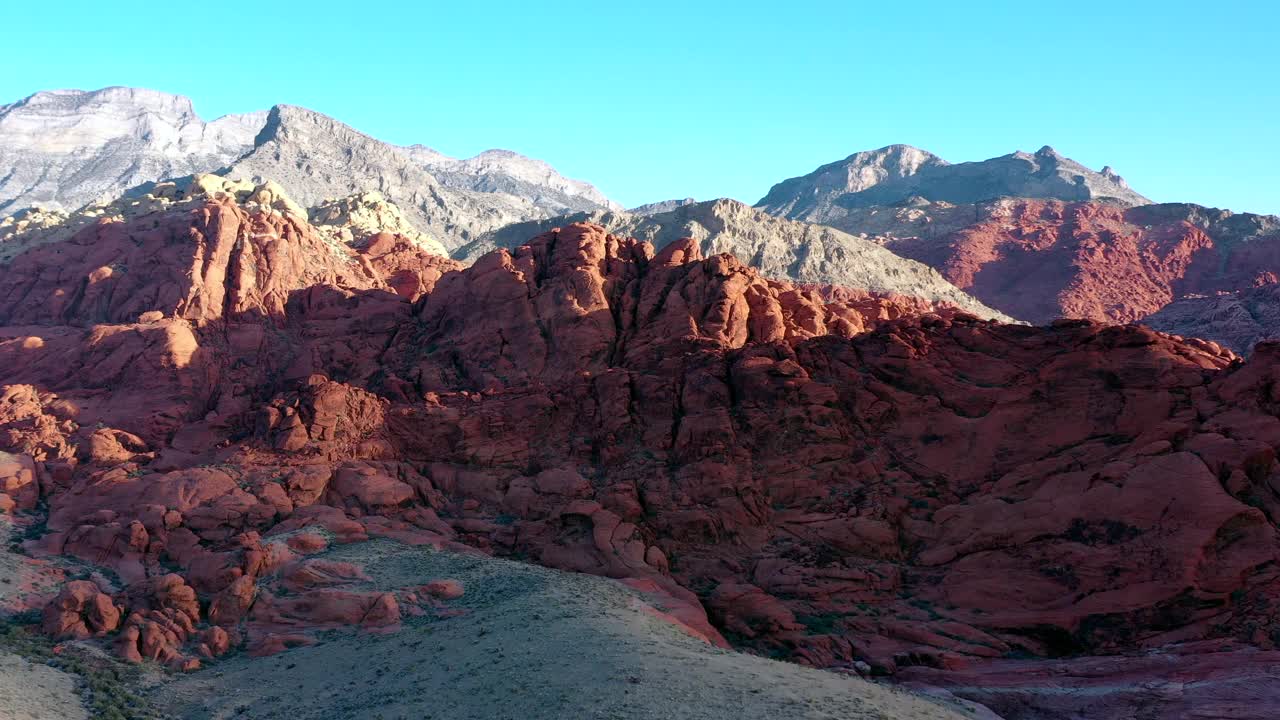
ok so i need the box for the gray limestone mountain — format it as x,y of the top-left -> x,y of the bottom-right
0,87 -> 266,214
0,88 -> 618,251
218,104 -> 533,251
455,198 -> 1016,322
756,144 -> 1151,226
629,198 -> 699,216
402,145 -> 622,214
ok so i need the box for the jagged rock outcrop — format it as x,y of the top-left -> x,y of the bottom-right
456,199 -> 1014,321
756,144 -> 1150,223
0,177 -> 461,324
220,105 -> 546,250
0,87 -> 266,214
755,152 -> 1280,349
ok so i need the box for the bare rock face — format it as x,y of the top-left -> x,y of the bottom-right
863,199 -> 1280,327
756,144 -> 1150,222
3,196 -> 1280,719
754,172 -> 1280,350
900,642 -> 1280,720
403,146 -> 621,215
458,199 -> 1015,322
0,87 -> 266,214
220,105 -> 537,251
629,197 -> 698,216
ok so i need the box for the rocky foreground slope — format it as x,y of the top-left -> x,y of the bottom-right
0,185 -> 1278,717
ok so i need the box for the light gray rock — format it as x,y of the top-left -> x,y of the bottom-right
0,87 -> 265,214
403,145 -> 619,215
0,87 -> 618,251
220,104 -> 540,250
757,144 -> 1151,224
458,198 -> 1017,322
630,197 -> 698,216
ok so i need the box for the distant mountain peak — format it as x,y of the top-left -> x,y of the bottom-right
0,87 -> 266,213
0,86 -> 620,243
757,144 -> 1149,221
629,198 -> 698,216
402,144 -> 620,214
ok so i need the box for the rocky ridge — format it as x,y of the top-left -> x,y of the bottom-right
1144,284 -> 1280,355
0,88 -> 618,251
0,173 -> 453,267
630,197 -> 699,216
457,198 -> 1016,322
403,145 -> 622,214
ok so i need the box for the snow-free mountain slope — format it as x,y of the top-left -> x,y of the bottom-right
0,87 -> 619,251
0,87 -> 265,213
757,144 -> 1151,224
403,145 -> 620,214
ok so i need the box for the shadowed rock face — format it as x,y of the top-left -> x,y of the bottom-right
1144,283 -> 1280,355
1,201 -> 1280,718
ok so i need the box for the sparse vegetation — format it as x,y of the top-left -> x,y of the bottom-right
0,618 -> 167,720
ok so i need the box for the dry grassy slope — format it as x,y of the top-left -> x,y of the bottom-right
160,540 -> 978,720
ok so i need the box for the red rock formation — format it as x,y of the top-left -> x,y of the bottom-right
3,201 -> 1279,717
880,199 -> 1280,326
41,580 -> 122,639
0,449 -> 39,512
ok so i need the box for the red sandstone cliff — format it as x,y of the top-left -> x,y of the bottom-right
875,200 -> 1280,330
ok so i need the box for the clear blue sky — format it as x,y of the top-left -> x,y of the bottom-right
4,1 -> 1277,213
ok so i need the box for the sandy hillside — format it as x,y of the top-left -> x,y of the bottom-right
158,540 -> 980,720
0,650 -> 89,720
